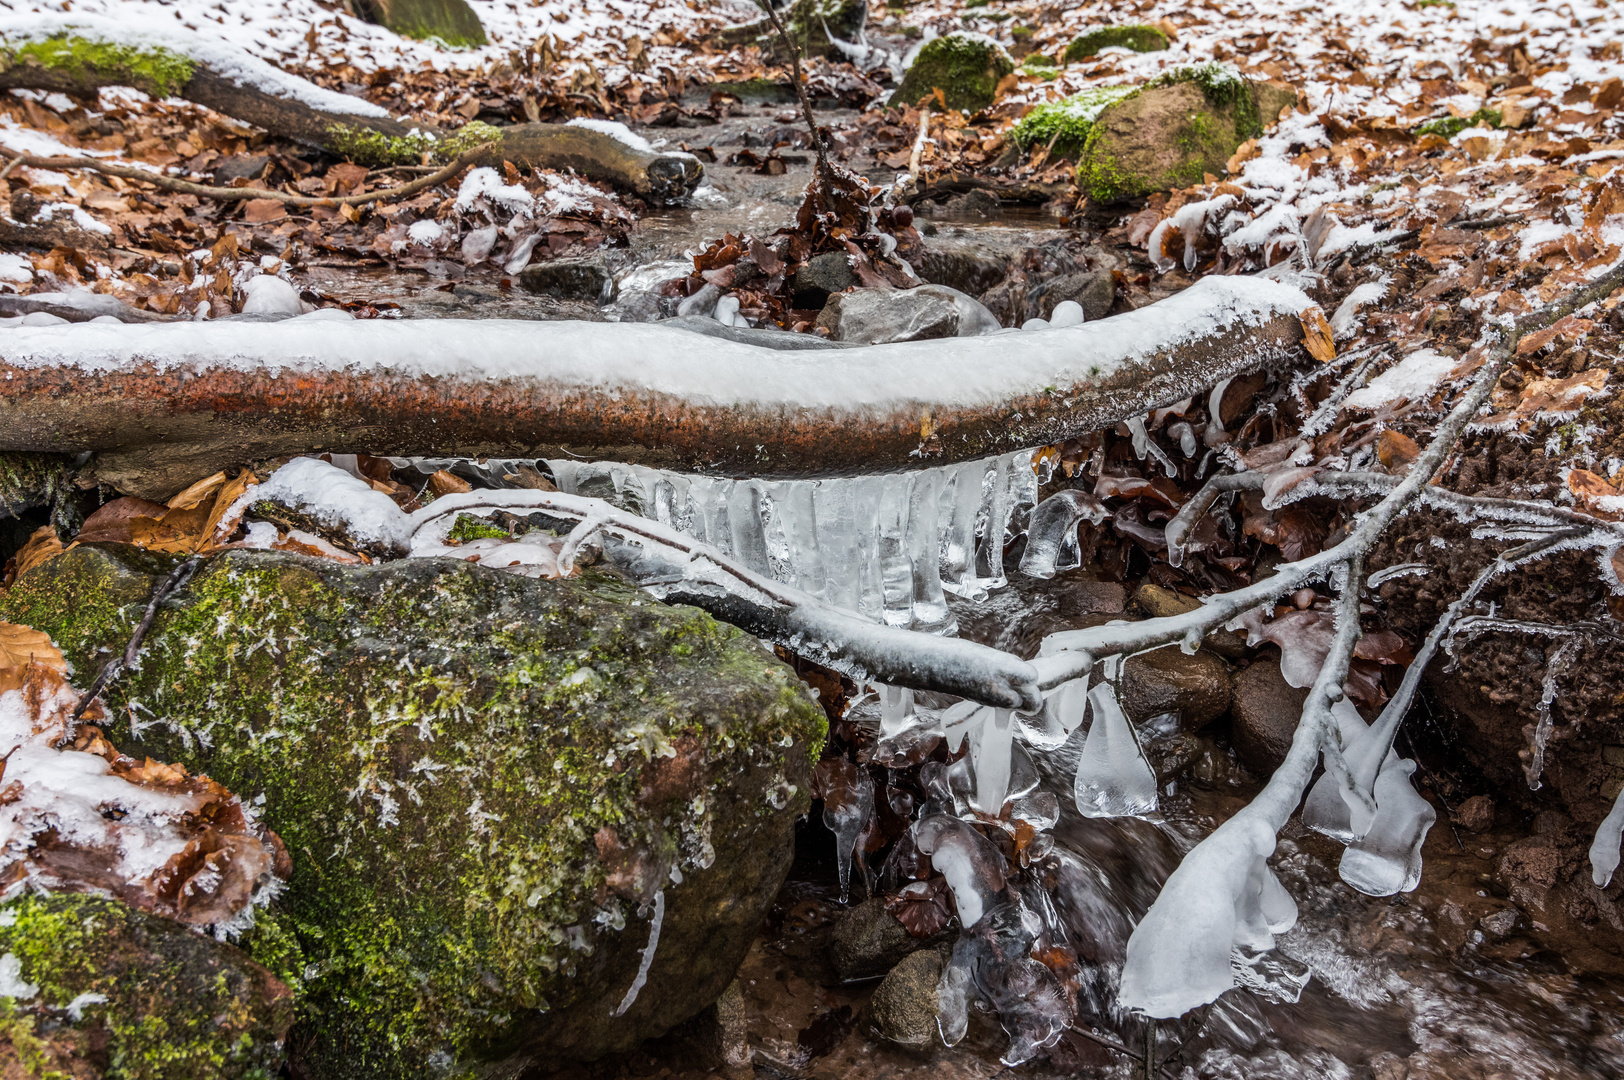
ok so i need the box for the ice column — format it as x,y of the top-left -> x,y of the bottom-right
547,450 -> 1037,630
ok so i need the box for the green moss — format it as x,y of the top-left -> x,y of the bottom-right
324,118 -> 501,166
0,893 -> 292,1079
1416,0 -> 1456,8
889,32 -> 1016,112
1,547 -> 824,1079
1147,61 -> 1261,138
0,34 -> 196,98
1063,24 -> 1170,63
446,514 -> 511,543
1010,84 -> 1134,155
1414,106 -> 1501,139
1010,25 -> 1035,40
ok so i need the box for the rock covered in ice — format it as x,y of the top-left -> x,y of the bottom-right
815,283 -> 1003,344
236,456 -> 412,556
914,815 -> 1006,927
239,274 -> 303,316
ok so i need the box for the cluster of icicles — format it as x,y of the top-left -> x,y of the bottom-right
530,446 -> 1445,1058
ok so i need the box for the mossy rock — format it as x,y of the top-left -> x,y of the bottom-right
1414,106 -> 1501,139
1076,64 -> 1268,203
353,0 -> 486,48
711,0 -> 868,60
0,892 -> 294,1079
889,33 -> 1015,113
1063,25 -> 1170,62
0,545 -> 826,1079
1010,84 -> 1135,157
0,451 -> 73,520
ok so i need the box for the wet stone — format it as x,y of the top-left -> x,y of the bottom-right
1029,268 -> 1116,322
815,284 -> 1000,344
1230,656 -> 1308,774
792,251 -> 860,307
867,947 -> 947,1052
518,254 -> 614,303
1120,644 -> 1232,729
1453,794 -> 1495,833
828,897 -> 927,982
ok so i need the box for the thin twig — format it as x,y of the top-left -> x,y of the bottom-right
755,0 -> 836,203
0,153 -> 23,182
0,144 -> 494,208
70,556 -> 202,728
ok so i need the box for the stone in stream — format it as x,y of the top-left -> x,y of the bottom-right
867,946 -> 950,1051
1230,656 -> 1309,774
912,241 -> 1010,298
1076,66 -> 1297,203
1029,268 -> 1116,322
792,250 -> 860,308
518,254 -> 615,303
815,284 -> 1001,344
828,897 -> 930,982
0,544 -> 826,1079
0,892 -> 294,1079
1120,644 -> 1232,729
352,0 -> 487,47
889,33 -> 1016,114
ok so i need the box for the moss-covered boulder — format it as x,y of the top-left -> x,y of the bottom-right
712,0 -> 868,61
890,33 -> 1015,113
353,0 -> 486,48
0,892 -> 294,1079
1011,84 -> 1135,157
1063,25 -> 1171,62
0,545 -> 826,1079
1076,64 -> 1268,203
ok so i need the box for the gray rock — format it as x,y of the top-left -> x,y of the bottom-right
1,545 -> 826,1076
1029,268 -> 1115,322
1230,657 -> 1309,774
518,255 -> 614,303
212,154 -> 271,184
829,898 -> 923,982
869,947 -> 947,1051
1479,907 -> 1520,939
1121,645 -> 1232,729
912,241 -> 1009,297
793,251 -> 859,307
815,284 -> 1001,344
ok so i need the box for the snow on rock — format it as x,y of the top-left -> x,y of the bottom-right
238,274 -> 303,316
0,253 -> 31,284
566,117 -> 656,154
1344,349 -> 1459,411
235,457 -> 412,556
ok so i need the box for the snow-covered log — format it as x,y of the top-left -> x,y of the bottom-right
0,15 -> 702,199
0,276 -> 1312,496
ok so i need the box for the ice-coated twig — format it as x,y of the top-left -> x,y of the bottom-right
411,489 -> 1044,710
1115,259 -> 1624,1019
1524,638 -> 1579,790
611,889 -> 665,1017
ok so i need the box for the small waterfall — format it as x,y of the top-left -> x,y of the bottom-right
546,451 -> 1039,632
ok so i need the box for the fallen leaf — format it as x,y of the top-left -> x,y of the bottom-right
166,471 -> 228,511
1300,306 -> 1336,363
1377,429 -> 1421,471
0,622 -> 67,693
429,469 -> 473,497
8,526 -> 63,583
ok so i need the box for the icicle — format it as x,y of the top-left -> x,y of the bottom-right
815,479 -> 862,611
878,684 -> 916,739
611,888 -> 665,1016
939,460 -> 986,600
1168,420 -> 1198,457
1589,782 -> 1624,887
825,769 -> 875,903
970,709 -> 1015,815
1072,680 -> 1158,819
1302,699 -> 1381,843
908,468 -> 954,632
1339,756 -> 1435,896
1018,489 -> 1109,579
1524,639 -> 1575,789
727,480 -> 771,575
936,941 -> 973,1046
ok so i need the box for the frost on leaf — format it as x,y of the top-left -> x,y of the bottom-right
0,621 -> 289,934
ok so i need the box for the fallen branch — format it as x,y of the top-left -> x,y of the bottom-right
0,144 -> 493,208
0,275 -> 1312,496
0,15 -> 702,199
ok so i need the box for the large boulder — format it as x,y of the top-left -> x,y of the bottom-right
354,0 -> 486,47
1077,65 -> 1271,203
1230,656 -> 1308,774
0,545 -> 826,1079
815,284 -> 1000,344
0,892 -> 294,1079
890,33 -> 1015,113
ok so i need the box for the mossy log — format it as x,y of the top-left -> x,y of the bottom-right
0,31 -> 701,199
0,277 -> 1312,496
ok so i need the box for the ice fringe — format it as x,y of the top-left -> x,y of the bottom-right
610,889 -> 664,1017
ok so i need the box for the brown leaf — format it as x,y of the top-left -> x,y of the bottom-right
166,471 -> 228,511
241,199 -> 287,224
0,622 -> 68,693
1299,306 -> 1336,363
1377,429 -> 1421,471
75,496 -> 170,544
428,469 -> 473,496
9,526 -> 63,582
885,877 -> 953,939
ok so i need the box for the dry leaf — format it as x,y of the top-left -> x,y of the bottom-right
428,469 -> 473,497
10,526 -> 64,582
166,471 -> 228,511
0,621 -> 68,693
1377,429 -> 1421,471
1299,307 -> 1336,363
